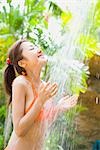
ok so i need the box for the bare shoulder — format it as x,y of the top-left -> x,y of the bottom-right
12,75 -> 27,87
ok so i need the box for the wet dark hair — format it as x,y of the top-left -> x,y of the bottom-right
4,39 -> 28,106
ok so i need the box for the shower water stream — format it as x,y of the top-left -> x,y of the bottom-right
3,0 -> 97,150
44,0 -> 97,149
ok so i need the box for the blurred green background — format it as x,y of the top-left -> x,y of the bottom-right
0,0 -> 100,149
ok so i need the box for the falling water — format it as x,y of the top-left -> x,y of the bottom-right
47,0 -> 96,100
3,0 -> 97,150
44,0 -> 97,150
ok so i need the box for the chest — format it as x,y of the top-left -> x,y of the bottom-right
25,84 -> 35,112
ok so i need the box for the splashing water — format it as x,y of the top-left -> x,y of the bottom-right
3,0 -> 97,150
44,0 -> 97,150
47,0 -> 96,99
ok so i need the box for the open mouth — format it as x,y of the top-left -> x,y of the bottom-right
38,52 -> 44,58
38,54 -> 43,58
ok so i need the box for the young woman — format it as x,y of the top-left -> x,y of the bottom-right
4,39 -> 78,150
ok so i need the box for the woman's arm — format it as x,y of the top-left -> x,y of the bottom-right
12,79 -> 44,137
12,79 -> 58,137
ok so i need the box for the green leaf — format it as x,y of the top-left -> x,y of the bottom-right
61,11 -> 72,26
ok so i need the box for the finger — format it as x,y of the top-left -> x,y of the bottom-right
44,81 -> 51,90
67,95 -> 78,101
63,96 -> 72,102
63,94 -> 69,97
71,100 -> 77,104
70,99 -> 77,105
71,100 -> 77,106
50,88 -> 58,97
46,84 -> 57,93
73,95 -> 79,99
49,84 -> 58,93
63,96 -> 77,104
39,82 -> 44,89
70,96 -> 78,103
63,95 -> 70,100
46,82 -> 57,91
64,95 -> 75,100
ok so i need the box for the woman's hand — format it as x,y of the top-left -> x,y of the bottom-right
38,82 -> 58,104
57,95 -> 78,112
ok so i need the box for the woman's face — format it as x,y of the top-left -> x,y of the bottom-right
20,41 -> 48,71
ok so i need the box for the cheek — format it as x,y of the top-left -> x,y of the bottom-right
30,55 -> 39,66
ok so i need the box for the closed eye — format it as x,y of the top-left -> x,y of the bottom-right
29,47 -> 34,50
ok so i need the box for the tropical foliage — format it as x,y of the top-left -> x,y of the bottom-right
0,0 -> 100,149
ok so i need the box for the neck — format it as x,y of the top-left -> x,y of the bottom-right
25,68 -> 41,88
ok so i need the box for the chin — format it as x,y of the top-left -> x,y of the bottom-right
40,56 -> 48,66
41,59 -> 48,67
